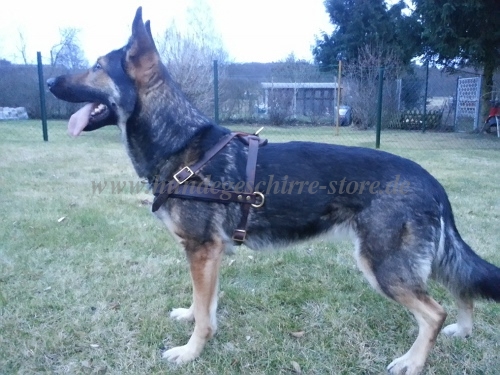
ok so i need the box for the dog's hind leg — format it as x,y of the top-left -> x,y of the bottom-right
355,236 -> 446,374
441,297 -> 473,338
364,250 -> 447,375
162,237 -> 224,364
386,292 -> 447,375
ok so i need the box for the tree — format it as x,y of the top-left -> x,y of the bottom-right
50,28 -> 88,70
343,44 -> 404,128
155,0 -> 229,117
271,53 -> 333,83
17,31 -> 30,65
0,59 -> 11,67
313,0 -> 421,70
412,0 -> 500,115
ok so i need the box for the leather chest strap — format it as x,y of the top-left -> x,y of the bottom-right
151,131 -> 266,244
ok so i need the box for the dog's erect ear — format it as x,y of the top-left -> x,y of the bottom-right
126,7 -> 160,85
128,7 -> 157,57
145,20 -> 154,43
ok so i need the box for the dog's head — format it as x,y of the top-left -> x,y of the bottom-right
47,7 -> 160,136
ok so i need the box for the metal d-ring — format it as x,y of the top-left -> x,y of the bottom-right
251,191 -> 265,208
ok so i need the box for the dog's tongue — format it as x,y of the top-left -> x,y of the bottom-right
68,103 -> 94,137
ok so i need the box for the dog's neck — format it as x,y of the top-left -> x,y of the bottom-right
123,70 -> 226,181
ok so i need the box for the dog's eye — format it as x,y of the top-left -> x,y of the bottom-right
92,62 -> 102,72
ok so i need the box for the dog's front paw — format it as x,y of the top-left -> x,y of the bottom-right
387,354 -> 424,375
442,323 -> 471,338
170,307 -> 194,322
162,344 -> 200,364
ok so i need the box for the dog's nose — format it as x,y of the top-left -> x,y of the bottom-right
46,77 -> 56,88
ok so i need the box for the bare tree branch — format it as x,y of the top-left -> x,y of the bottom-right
155,0 -> 229,117
17,30 -> 29,65
50,28 -> 87,70
343,44 -> 404,128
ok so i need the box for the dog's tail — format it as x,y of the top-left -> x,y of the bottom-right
436,205 -> 500,302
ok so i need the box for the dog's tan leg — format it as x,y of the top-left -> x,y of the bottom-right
162,238 -> 223,364
442,297 -> 473,337
387,294 -> 447,375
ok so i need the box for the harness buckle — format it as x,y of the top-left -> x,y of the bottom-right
232,229 -> 247,242
173,166 -> 194,185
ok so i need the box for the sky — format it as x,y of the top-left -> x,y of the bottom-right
0,0 -> 334,65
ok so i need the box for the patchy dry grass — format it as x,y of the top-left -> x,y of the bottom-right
1,120 -> 499,374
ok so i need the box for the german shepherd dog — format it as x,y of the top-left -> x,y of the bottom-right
47,7 -> 500,375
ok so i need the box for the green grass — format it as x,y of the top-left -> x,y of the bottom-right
1,120 -> 500,374
224,123 -> 500,150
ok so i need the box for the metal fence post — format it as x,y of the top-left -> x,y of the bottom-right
335,58 -> 342,136
37,52 -> 48,141
474,76 -> 482,131
454,76 -> 460,131
213,60 -> 219,124
422,60 -> 429,132
375,66 -> 384,149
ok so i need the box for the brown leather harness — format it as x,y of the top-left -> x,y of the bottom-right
151,131 -> 267,243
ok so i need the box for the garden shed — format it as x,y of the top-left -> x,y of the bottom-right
261,82 -> 342,117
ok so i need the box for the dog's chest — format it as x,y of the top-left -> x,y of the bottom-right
153,206 -> 184,244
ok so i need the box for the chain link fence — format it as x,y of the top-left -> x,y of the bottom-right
0,60 -> 82,142
215,62 -> 500,150
1,59 -> 499,150
0,62 -> 81,120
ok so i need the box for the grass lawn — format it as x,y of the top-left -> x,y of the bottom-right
1,120 -> 499,374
